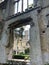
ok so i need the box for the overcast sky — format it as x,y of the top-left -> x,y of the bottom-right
15,0 -> 33,13
0,0 -> 4,3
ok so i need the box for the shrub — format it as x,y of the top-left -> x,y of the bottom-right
12,54 -> 29,59
25,48 -> 30,54
19,52 -> 24,55
45,63 -> 49,65
13,54 -> 25,59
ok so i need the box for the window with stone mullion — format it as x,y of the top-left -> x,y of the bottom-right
14,0 -> 33,14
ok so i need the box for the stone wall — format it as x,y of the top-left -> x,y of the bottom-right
0,0 -> 49,64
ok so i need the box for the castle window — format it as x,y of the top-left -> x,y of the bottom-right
14,0 -> 34,14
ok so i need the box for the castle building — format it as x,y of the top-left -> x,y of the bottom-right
0,0 -> 49,65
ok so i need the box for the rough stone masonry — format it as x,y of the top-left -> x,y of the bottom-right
0,0 -> 49,65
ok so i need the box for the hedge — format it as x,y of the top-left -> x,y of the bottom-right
13,54 -> 29,59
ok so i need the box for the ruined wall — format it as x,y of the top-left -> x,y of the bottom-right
30,10 -> 43,65
0,0 -> 15,63
3,0 -> 15,19
0,0 -> 49,64
0,9 -> 4,39
38,8 -> 49,64
0,9 -> 43,65
0,10 -> 7,63
42,0 -> 49,7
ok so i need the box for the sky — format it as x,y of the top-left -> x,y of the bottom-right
0,0 -> 4,3
15,0 -> 34,13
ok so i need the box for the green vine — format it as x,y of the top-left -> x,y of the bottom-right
45,63 -> 49,65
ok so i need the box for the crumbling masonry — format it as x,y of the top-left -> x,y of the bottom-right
0,0 -> 49,65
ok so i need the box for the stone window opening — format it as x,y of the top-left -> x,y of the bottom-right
14,0 -> 34,14
7,17 -> 33,65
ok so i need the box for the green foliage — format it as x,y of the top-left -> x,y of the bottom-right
13,54 -> 29,59
19,52 -> 24,55
44,63 -> 49,65
13,54 -> 25,59
25,48 -> 30,54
